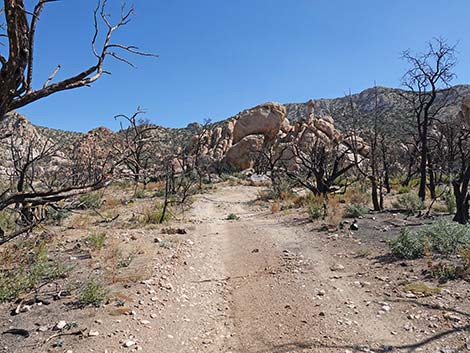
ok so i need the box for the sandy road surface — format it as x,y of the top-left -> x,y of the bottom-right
165,186 -> 466,353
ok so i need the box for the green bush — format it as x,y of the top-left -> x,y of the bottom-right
430,263 -> 459,282
47,208 -> 71,225
344,204 -> 369,218
0,211 -> 16,233
78,279 -> 108,307
444,190 -> 456,214
398,185 -> 411,194
143,203 -> 171,224
87,232 -> 107,250
393,193 -> 425,214
226,213 -> 240,221
79,193 -> 103,209
390,228 -> 425,259
390,220 -> 470,260
134,189 -> 146,199
0,244 -> 73,302
307,203 -> 323,220
420,220 -> 470,256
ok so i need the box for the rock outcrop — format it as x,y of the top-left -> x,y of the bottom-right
232,102 -> 288,144
223,135 -> 263,171
457,96 -> 470,127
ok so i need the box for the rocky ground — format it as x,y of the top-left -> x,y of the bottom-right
1,185 -> 469,353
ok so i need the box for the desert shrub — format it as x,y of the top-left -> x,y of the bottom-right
0,210 -> 16,233
429,262 -> 460,282
307,203 -> 323,220
258,178 -> 293,201
79,192 -> 103,209
444,190 -> 456,214
398,185 -> 411,194
344,204 -> 369,218
143,203 -> 171,224
47,207 -> 71,225
390,228 -> 425,259
153,189 -> 166,198
226,213 -> 240,221
343,186 -> 369,205
419,220 -> 470,256
87,232 -> 107,250
461,246 -> 470,269
390,221 -> 470,260
134,189 -> 146,199
78,279 -> 108,307
393,193 -> 425,213
0,243 -> 73,302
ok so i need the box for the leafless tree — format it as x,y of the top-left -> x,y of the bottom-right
190,119 -> 213,189
254,140 -> 291,195
0,0 -> 155,244
437,103 -> 470,224
0,132 -> 111,244
0,0 -> 157,119
401,37 -> 457,201
115,108 -> 157,188
287,137 -> 360,198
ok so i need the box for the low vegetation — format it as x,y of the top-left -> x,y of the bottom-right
390,220 -> 470,259
86,232 -> 107,251
226,213 -> 240,221
0,242 -> 73,302
79,192 -> 103,209
392,193 -> 425,214
142,202 -> 172,224
78,279 -> 108,307
344,204 -> 369,218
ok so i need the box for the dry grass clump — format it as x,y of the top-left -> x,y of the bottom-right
142,202 -> 172,224
270,201 -> 281,213
69,214 -> 92,229
102,238 -> 151,285
341,185 -> 369,205
403,282 -> 441,297
103,195 -> 121,208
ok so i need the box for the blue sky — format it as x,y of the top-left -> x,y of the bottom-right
16,0 -> 470,131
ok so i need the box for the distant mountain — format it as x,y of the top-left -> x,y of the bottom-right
285,85 -> 470,129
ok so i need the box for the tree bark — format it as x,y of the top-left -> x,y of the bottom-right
453,170 -> 470,224
370,177 -> 381,211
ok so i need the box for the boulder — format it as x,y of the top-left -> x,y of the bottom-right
232,102 -> 287,144
223,135 -> 263,171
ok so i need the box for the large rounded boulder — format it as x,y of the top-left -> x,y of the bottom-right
232,102 -> 289,144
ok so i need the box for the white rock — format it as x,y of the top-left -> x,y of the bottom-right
55,321 -> 67,330
124,340 -> 136,348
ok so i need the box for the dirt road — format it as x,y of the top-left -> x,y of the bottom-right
2,185 -> 468,353
159,186 -> 469,353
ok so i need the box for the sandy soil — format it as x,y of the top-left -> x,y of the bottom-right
1,185 -> 469,353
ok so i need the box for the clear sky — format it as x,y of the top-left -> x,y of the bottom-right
16,0 -> 470,132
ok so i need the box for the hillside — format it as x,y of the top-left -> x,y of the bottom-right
29,85 -> 470,145
285,84 -> 470,129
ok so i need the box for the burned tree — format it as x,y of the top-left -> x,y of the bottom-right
287,128 -> 366,198
115,108 -> 157,187
0,0 -> 157,119
439,98 -> 470,224
0,1 -> 156,244
401,38 -> 457,201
